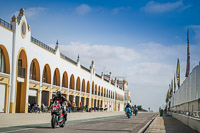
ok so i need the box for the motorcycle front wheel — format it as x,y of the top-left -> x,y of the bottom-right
51,115 -> 56,128
60,118 -> 65,128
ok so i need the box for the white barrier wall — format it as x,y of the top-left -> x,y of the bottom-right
171,62 -> 200,108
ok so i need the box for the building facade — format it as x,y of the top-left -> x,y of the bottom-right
0,8 -> 126,113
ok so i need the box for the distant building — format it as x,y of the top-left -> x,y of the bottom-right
0,8 -> 126,113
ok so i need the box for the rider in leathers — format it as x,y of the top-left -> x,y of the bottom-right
52,91 -> 67,121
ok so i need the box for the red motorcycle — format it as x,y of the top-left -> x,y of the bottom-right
51,101 -> 66,128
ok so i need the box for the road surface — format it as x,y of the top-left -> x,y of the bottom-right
14,112 -> 157,133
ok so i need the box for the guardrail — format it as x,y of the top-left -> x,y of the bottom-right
60,53 -> 77,65
95,73 -> 101,78
81,65 -> 90,73
0,18 -> 12,30
31,36 -> 55,53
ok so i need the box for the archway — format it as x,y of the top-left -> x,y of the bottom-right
0,45 -> 10,113
104,88 -> 106,97
15,49 -> 28,113
92,81 -> 94,94
101,87 -> 103,96
82,79 -> 85,92
86,81 -> 90,93
53,68 -> 60,86
42,64 -> 51,84
62,71 -> 68,88
70,74 -> 75,89
95,84 -> 97,95
98,86 -> 100,96
28,59 -> 40,107
29,59 -> 40,81
76,77 -> 80,91
0,45 -> 10,74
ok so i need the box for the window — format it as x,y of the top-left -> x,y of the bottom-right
43,66 -> 47,83
53,71 -> 57,85
30,61 -> 36,80
0,48 -> 5,73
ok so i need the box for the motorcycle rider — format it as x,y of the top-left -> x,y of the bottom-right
125,102 -> 131,109
133,105 -> 138,115
52,91 -> 67,121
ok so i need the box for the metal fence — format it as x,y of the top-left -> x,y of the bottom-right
31,36 -> 55,53
81,65 -> 90,73
60,53 -> 77,65
0,18 -> 12,30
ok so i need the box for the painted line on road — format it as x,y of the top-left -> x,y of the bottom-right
0,114 -> 125,133
137,113 -> 158,133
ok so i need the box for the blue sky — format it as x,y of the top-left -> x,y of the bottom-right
1,0 -> 200,111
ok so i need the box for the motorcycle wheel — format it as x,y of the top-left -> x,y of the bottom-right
127,112 -> 130,118
60,118 -> 65,128
51,115 -> 56,128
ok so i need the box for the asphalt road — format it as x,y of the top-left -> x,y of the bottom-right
15,113 -> 157,133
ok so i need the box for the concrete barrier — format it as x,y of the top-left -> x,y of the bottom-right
172,113 -> 200,133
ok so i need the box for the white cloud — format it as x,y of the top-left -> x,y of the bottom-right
142,0 -> 190,13
26,7 -> 47,19
56,41 -> 200,112
112,7 -> 131,15
75,4 -> 92,15
189,25 -> 200,42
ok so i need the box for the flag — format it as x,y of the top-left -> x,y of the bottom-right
171,79 -> 173,96
166,90 -> 169,103
169,84 -> 172,97
176,58 -> 180,88
174,75 -> 176,93
185,29 -> 190,77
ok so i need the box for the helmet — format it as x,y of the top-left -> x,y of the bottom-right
56,91 -> 62,98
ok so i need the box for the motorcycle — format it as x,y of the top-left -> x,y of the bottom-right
134,108 -> 138,116
126,107 -> 132,118
51,101 -> 66,128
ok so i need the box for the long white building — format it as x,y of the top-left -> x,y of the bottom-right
0,8 -> 126,113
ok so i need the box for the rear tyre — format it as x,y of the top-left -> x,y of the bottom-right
51,115 -> 56,128
127,112 -> 130,118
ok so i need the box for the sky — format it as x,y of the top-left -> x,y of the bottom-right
0,0 -> 200,111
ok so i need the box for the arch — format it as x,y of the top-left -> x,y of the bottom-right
53,68 -> 60,86
107,90 -> 108,97
95,84 -> 97,95
70,74 -> 75,89
101,87 -> 103,96
0,45 -> 10,74
92,81 -> 94,94
15,48 -> 28,113
76,77 -> 80,91
98,86 -> 100,96
62,71 -> 68,88
29,58 -> 40,81
42,64 -> 51,84
82,79 -> 85,92
104,88 -> 106,97
86,81 -> 90,93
